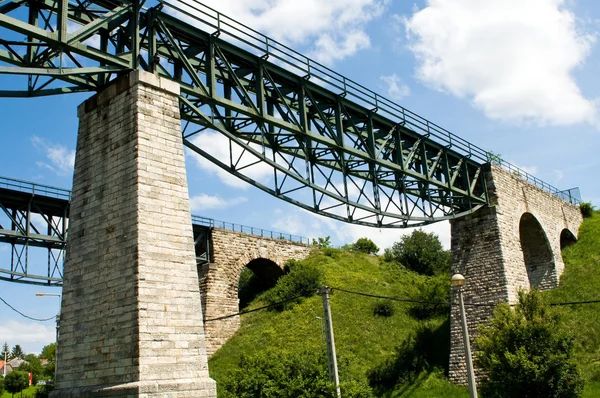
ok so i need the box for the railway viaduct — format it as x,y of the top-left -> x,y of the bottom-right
0,72 -> 583,393
0,0 -> 585,394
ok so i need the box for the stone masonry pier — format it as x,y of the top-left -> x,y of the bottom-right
199,228 -> 311,356
52,71 -> 216,397
449,165 -> 583,384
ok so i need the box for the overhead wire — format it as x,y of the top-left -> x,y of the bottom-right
0,296 -> 56,322
328,286 -> 600,308
204,294 -> 305,322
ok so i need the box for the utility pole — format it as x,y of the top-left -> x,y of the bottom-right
451,274 -> 478,398
320,286 -> 341,398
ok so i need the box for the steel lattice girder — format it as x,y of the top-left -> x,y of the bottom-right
0,0 -> 488,228
0,187 -> 67,286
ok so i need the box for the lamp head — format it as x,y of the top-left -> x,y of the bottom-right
451,273 -> 465,287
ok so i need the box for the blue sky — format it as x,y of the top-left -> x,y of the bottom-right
1,0 -> 599,353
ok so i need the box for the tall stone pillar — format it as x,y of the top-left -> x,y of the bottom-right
52,71 -> 217,397
448,165 -> 582,384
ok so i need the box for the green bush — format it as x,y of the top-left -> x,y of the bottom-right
580,202 -> 595,218
353,238 -> 379,254
390,230 -> 450,276
382,248 -> 394,263
476,289 -> 584,398
264,263 -> 323,309
368,320 -> 450,390
373,300 -> 395,317
219,350 -> 373,398
36,383 -> 55,398
0,374 -> 4,395
5,370 -> 29,396
409,275 -> 450,319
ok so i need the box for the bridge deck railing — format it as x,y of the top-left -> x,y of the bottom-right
0,176 -> 72,201
162,0 -> 581,206
192,215 -> 310,245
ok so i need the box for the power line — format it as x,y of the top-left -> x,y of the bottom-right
204,294 -> 305,322
329,286 -> 600,308
0,296 -> 56,322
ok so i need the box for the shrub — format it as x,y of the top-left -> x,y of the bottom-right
409,275 -> 450,319
0,375 -> 4,395
353,238 -> 379,254
368,320 -> 450,390
219,349 -> 374,398
264,263 -> 323,309
36,383 -> 55,398
390,230 -> 450,276
373,300 -> 395,317
476,289 -> 584,398
4,370 -> 29,396
580,202 -> 595,218
382,248 -> 394,263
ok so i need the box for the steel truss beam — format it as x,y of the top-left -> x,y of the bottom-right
0,0 -> 491,227
0,178 -> 214,285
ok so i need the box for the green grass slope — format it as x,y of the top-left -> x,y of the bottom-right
208,249 -> 467,397
543,211 -> 600,397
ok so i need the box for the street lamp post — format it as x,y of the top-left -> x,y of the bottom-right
35,293 -> 61,384
451,274 -> 478,398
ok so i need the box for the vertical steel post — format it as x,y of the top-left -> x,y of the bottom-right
320,286 -> 341,398
458,288 -> 478,398
55,313 -> 60,383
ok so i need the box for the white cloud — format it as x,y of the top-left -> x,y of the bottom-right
0,319 -> 55,354
380,74 -> 411,101
189,194 -> 248,211
186,131 -> 273,189
31,136 -> 75,176
177,0 -> 386,63
403,0 -> 596,125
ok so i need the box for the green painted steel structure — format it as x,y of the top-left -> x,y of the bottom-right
0,176 -> 311,285
0,0 -> 579,229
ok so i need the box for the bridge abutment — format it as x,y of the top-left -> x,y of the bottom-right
449,165 -> 582,384
52,71 -> 216,397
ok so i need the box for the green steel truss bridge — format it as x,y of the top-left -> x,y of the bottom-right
0,176 -> 310,286
0,0 -> 580,229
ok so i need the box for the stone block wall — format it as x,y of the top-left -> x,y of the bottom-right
200,229 -> 312,356
53,71 -> 216,397
449,165 -> 583,384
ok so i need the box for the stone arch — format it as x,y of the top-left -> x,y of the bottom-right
238,257 -> 284,309
519,212 -> 557,290
560,228 -> 577,250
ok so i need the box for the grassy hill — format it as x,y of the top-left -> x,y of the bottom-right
208,211 -> 600,397
543,210 -> 600,397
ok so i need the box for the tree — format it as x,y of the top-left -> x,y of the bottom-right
390,230 -> 450,276
312,236 -> 331,248
4,370 -> 28,397
19,354 -> 42,386
40,343 -> 56,378
10,345 -> 24,359
0,374 -> 4,395
1,342 -> 10,361
352,238 -> 379,255
476,289 -> 583,398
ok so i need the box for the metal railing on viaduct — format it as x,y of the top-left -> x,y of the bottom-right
0,176 -> 309,286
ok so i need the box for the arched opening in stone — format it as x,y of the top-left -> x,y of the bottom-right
560,229 -> 577,250
519,213 -> 556,290
238,258 -> 284,310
